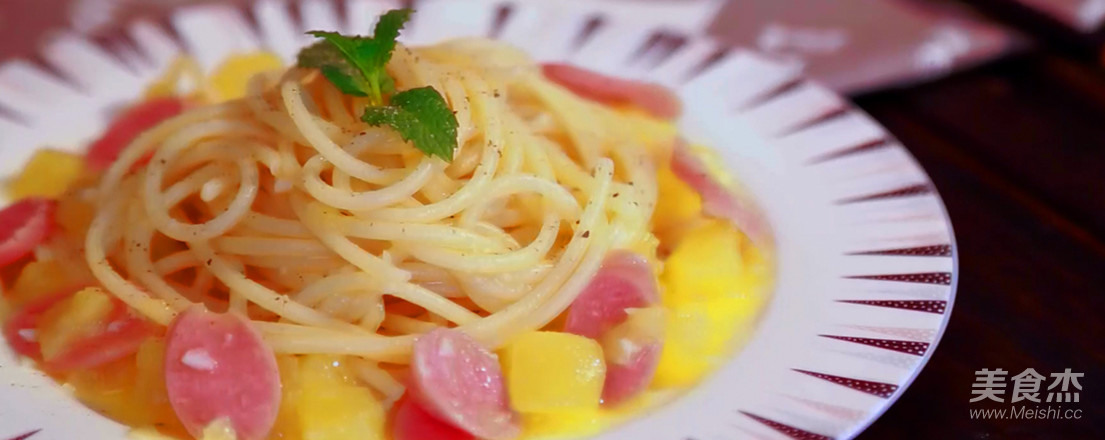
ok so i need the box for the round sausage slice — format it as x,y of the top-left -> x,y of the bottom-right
411,328 -> 520,440
564,251 -> 659,339
542,63 -> 682,120
164,308 -> 281,440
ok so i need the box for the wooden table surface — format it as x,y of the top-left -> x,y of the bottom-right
2,1 -> 1104,439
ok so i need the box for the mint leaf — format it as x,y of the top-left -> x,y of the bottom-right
297,42 -> 369,96
299,9 -> 411,103
318,66 -> 369,97
362,87 -> 458,161
365,9 -> 411,74
296,10 -> 457,162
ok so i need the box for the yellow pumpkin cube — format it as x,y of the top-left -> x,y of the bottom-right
38,287 -> 115,360
133,337 -> 188,434
10,260 -> 70,306
270,356 -> 304,440
210,53 -> 283,101
651,165 -> 702,234
67,357 -> 144,426
7,149 -> 85,200
56,189 -> 97,240
660,220 -> 748,307
652,295 -> 764,387
504,331 -> 606,413
296,355 -> 384,440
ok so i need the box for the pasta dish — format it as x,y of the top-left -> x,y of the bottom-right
0,9 -> 770,440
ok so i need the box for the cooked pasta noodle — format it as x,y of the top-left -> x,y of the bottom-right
82,39 -> 676,365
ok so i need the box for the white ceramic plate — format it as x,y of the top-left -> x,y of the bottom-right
0,1 -> 958,439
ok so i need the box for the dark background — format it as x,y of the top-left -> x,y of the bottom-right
1,0 -> 1103,439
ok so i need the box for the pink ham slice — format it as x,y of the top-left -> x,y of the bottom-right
411,328 -> 520,440
564,251 -> 659,339
542,63 -> 682,120
164,308 -> 281,440
671,140 -> 769,246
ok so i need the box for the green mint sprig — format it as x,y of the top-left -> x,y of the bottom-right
297,9 -> 459,161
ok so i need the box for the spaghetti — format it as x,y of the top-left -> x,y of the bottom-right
86,39 -> 668,359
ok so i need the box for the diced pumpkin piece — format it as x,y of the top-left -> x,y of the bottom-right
6,149 -> 85,200
652,295 -> 763,387
210,53 -> 283,101
56,189 -> 97,240
67,356 -> 145,426
660,220 -> 747,307
133,338 -> 187,435
296,355 -> 385,440
504,331 -> 606,413
133,338 -> 167,397
651,165 -> 702,234
270,356 -> 304,440
10,259 -> 71,306
37,287 -> 115,360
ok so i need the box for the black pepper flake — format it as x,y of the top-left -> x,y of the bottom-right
582,231 -> 590,238
612,193 -> 620,198
494,91 -> 502,98
205,259 -> 213,266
